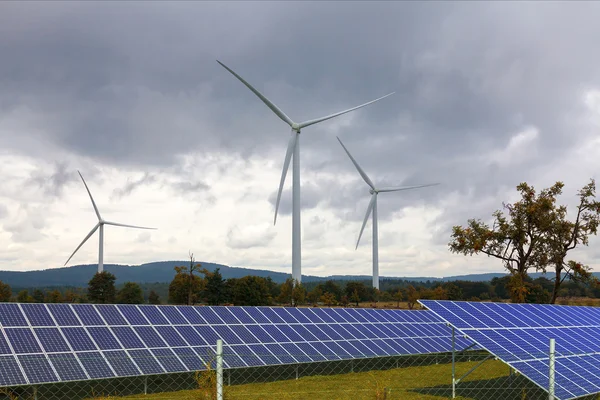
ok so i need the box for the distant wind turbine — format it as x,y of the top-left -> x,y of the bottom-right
337,137 -> 439,290
64,171 -> 157,274
217,60 -> 394,284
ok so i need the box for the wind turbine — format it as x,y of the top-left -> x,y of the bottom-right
337,137 -> 439,290
64,171 -> 156,274
217,60 -> 394,284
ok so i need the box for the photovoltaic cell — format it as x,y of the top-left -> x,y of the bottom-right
5,328 -> 42,354
0,304 -> 28,327
128,349 -> 164,374
96,305 -> 127,326
18,354 -> 58,384
118,305 -> 149,326
228,307 -> 256,324
151,348 -> 186,373
159,307 -> 188,325
172,347 -> 206,370
195,307 -> 225,324
72,304 -> 104,326
63,327 -> 97,351
0,356 -> 27,386
87,327 -> 122,350
34,328 -> 70,353
138,306 -> 169,325
134,326 -> 167,348
48,304 -> 80,326
0,333 -> 12,355
48,353 -> 87,381
77,352 -> 114,379
21,304 -> 55,327
177,307 -> 206,325
211,307 -> 241,325
111,327 -> 145,349
103,350 -> 140,377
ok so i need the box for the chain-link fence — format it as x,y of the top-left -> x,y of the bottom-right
1,345 -> 567,400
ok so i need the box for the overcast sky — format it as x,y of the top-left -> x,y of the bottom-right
1,2 -> 599,278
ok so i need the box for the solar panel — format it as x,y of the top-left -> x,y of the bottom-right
0,303 -> 475,387
420,300 -> 600,400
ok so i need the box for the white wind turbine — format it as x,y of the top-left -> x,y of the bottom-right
217,60 -> 394,284
64,171 -> 157,274
337,137 -> 439,290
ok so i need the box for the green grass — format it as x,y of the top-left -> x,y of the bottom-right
90,359 -> 529,400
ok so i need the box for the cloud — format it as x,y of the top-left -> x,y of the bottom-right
111,173 -> 157,199
26,161 -> 78,198
227,224 -> 276,249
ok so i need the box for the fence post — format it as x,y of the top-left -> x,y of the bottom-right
451,326 -> 456,399
548,338 -> 555,400
217,339 -> 223,400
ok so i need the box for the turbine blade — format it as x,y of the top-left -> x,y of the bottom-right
337,136 -> 375,190
274,131 -> 298,225
298,92 -> 395,129
216,60 -> 294,127
64,223 -> 100,266
378,183 -> 440,193
356,194 -> 376,249
103,221 -> 157,230
78,171 -> 102,221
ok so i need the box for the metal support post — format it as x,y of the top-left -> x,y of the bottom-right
144,376 -> 148,395
451,326 -> 456,399
296,364 -> 299,380
217,339 -> 223,400
549,338 -> 555,400
33,386 -> 38,400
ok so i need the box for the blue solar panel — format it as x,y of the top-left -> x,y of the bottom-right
0,356 -> 27,386
212,307 -> 241,325
63,327 -> 97,351
134,326 -> 167,348
154,326 -> 187,347
159,306 -> 188,325
5,328 -> 42,354
34,328 -> 70,353
77,351 -> 115,379
212,325 -> 243,344
87,327 -> 121,350
72,304 -> 104,326
172,347 -> 206,370
18,354 -> 58,384
96,305 -> 127,326
138,306 -> 169,325
420,300 -> 600,400
232,345 -> 264,366
48,304 -> 81,326
228,307 -> 256,324
48,353 -> 88,381
128,349 -> 164,374
0,332 -> 12,355
195,307 -> 225,324
22,304 -> 55,326
112,327 -> 145,349
175,325 -> 208,346
177,306 -> 207,324
118,305 -> 149,325
0,304 -> 28,327
104,350 -> 141,377
151,348 -> 186,372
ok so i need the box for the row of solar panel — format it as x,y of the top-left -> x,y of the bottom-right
0,303 -> 440,327
0,335 -> 475,387
0,322 -> 454,354
421,300 -> 600,330
420,300 -> 600,400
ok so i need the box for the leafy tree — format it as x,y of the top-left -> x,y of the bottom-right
444,283 -> 464,301
148,290 -> 161,305
88,272 -> 117,304
277,278 -> 294,306
0,281 -> 11,302
350,288 -> 361,307
201,268 -> 227,306
63,290 -> 80,303
230,276 -> 272,306
320,292 -> 337,307
339,295 -> 350,307
169,257 -> 204,305
45,290 -> 63,303
320,280 -> 342,301
393,290 -> 403,308
406,285 -> 419,310
449,182 -> 562,302
17,290 -> 34,303
291,281 -> 306,306
33,289 -> 45,303
117,282 -> 144,304
345,282 -> 368,304
542,180 -> 600,303
307,286 -> 322,306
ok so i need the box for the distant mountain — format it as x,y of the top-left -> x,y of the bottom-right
0,261 -> 590,288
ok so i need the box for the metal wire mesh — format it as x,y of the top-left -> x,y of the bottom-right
0,349 -> 565,400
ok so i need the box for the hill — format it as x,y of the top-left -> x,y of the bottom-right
0,261 -> 588,288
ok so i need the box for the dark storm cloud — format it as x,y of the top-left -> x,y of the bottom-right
2,1 -> 600,234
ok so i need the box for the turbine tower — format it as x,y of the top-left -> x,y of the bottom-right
337,137 -> 439,290
217,60 -> 394,284
64,171 -> 157,274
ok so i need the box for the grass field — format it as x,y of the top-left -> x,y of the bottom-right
90,358 -> 546,400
